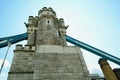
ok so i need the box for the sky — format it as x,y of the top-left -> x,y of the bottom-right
0,0 -> 120,79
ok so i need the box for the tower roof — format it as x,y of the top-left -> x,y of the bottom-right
38,7 -> 56,16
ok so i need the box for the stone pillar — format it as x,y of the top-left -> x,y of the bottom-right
25,16 -> 38,45
98,58 -> 118,80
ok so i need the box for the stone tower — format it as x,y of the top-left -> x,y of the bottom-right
8,7 -> 90,80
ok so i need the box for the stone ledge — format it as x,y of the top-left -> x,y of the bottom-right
8,71 -> 34,74
36,45 -> 82,54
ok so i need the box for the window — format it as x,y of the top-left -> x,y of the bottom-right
47,20 -> 49,23
46,19 -> 51,25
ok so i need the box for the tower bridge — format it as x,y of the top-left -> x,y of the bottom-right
0,7 -> 120,80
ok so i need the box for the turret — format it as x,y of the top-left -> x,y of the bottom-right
25,7 -> 68,46
38,7 -> 56,18
36,7 -> 67,46
25,16 -> 38,45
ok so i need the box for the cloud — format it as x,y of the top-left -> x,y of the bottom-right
0,72 -> 8,80
0,59 -> 10,68
0,59 -> 10,80
88,63 -> 104,77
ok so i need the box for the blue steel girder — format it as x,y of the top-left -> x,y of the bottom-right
0,33 -> 120,65
0,33 -> 27,48
66,35 -> 120,65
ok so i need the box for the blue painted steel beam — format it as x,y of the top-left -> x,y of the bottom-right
0,33 -> 120,65
66,35 -> 120,65
0,33 -> 27,48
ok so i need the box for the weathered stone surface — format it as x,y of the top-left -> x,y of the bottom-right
8,45 -> 90,80
8,7 -> 90,80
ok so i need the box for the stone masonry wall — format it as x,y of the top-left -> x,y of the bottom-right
8,45 -> 35,80
8,45 -> 90,80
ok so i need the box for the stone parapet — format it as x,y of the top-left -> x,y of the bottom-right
15,44 -> 35,51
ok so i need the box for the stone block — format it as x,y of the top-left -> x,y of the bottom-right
32,46 -> 35,50
24,45 -> 30,50
16,44 -> 23,50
